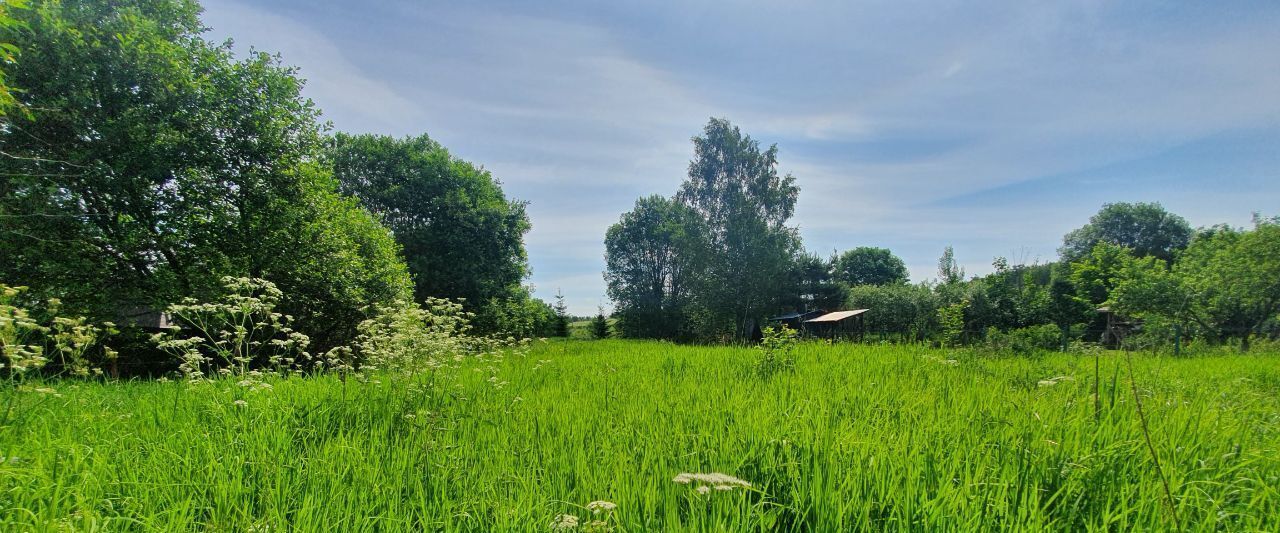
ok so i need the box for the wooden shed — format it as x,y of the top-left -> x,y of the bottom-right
1096,306 -> 1139,349
804,309 -> 869,341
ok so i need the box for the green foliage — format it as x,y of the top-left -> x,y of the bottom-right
551,290 -> 570,338
1060,202 -> 1192,263
605,195 -> 707,340
0,0 -> 411,355
1173,218 -> 1280,350
350,298 -> 476,375
590,309 -> 611,339
937,301 -> 966,347
3,340 -> 1279,530
1069,242 -> 1134,307
0,0 -> 29,116
676,118 -> 802,339
784,251 -> 844,312
983,324 -> 1063,355
1,284 -> 115,378
846,282 -> 938,341
329,133 -> 531,334
937,245 -> 966,284
832,246 -> 908,286
753,325 -> 797,378
472,288 -> 558,339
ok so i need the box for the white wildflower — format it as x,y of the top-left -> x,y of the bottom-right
673,472 -> 751,488
586,501 -> 617,514
550,513 -> 579,530
696,485 -> 711,495
233,399 -> 248,408
1037,376 -> 1073,387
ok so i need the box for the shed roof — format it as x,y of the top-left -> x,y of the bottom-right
805,309 -> 868,323
769,309 -> 826,321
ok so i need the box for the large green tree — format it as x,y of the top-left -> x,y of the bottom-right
1060,202 -> 1192,263
0,0 -> 410,350
328,133 -> 531,332
1173,218 -> 1280,350
832,246 -> 908,286
676,118 -> 801,339
604,195 -> 707,340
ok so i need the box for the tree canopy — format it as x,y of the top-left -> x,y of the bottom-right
1060,202 -> 1192,263
328,133 -> 531,333
605,118 -> 803,341
0,0 -> 411,350
604,195 -> 706,340
832,247 -> 909,286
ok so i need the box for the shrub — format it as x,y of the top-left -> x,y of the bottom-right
984,324 -> 1062,355
755,325 -> 798,378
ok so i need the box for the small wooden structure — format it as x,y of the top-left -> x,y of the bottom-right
1096,307 -> 1138,348
804,309 -> 869,341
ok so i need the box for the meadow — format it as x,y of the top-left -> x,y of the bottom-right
2,340 -> 1279,531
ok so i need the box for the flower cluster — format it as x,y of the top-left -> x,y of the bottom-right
673,472 -> 753,493
1,285 -> 47,376
549,500 -> 618,531
151,277 -> 310,380
2,285 -> 115,378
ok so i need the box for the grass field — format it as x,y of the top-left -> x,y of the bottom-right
2,340 -> 1279,531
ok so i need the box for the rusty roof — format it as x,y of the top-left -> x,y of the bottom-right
805,309 -> 868,323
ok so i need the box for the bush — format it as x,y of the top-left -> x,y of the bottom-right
984,324 -> 1062,355
754,326 -> 798,378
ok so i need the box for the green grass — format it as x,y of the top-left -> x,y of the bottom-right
2,340 -> 1279,531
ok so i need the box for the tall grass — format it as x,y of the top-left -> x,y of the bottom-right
2,340 -> 1278,531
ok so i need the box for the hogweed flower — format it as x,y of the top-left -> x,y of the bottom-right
674,472 -> 753,493
585,501 -> 616,514
550,513 -> 579,530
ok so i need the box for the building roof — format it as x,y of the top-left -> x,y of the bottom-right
769,309 -> 826,321
805,309 -> 868,323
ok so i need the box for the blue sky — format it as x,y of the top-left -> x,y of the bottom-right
201,0 -> 1280,315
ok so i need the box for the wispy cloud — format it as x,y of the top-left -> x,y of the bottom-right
202,0 -> 1280,313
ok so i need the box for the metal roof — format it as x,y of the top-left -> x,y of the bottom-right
769,309 -> 826,321
805,309 -> 868,323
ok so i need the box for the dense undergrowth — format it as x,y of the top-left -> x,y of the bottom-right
2,340 -> 1279,531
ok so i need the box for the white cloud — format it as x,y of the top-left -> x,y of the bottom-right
198,0 -> 1280,314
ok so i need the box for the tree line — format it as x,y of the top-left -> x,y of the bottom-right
0,0 -> 556,374
605,120 -> 1279,350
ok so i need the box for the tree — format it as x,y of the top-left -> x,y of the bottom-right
551,290 -> 569,338
0,0 -> 411,351
1046,270 -> 1090,349
846,282 -> 939,341
590,308 -> 611,339
676,118 -> 801,339
785,251 -> 844,312
328,133 -> 531,333
1060,202 -> 1192,263
937,246 -> 965,284
1069,242 -> 1135,307
833,247 -> 908,286
604,195 -> 706,339
1172,218 -> 1280,350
